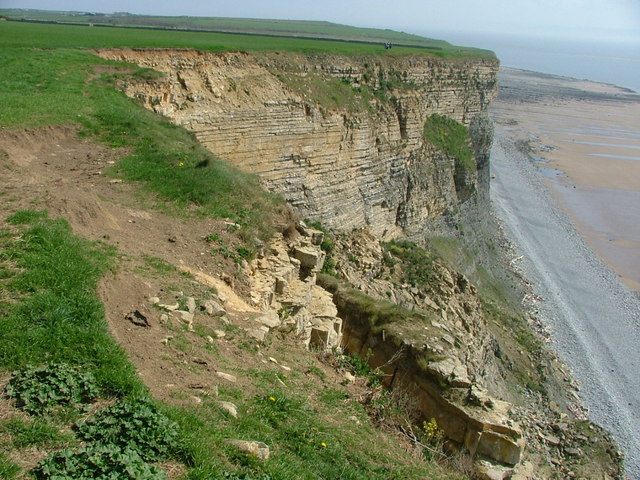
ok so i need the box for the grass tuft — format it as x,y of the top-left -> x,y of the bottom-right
0,211 -> 144,398
423,114 -> 475,173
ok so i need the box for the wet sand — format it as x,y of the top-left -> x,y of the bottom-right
491,68 -> 640,291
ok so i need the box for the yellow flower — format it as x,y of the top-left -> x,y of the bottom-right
178,162 -> 184,167
320,442 -> 327,448
269,396 -> 276,402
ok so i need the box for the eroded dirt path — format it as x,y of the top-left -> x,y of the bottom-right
0,126 -> 268,403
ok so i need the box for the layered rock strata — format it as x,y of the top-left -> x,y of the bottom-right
241,223 -> 523,470
97,48 -> 498,240
246,223 -> 342,350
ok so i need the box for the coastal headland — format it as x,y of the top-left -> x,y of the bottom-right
0,16 -> 629,479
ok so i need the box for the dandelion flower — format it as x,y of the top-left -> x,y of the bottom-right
320,442 -> 327,448
269,396 -> 276,402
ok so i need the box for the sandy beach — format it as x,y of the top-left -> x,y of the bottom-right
491,68 -> 640,291
490,69 -> 640,478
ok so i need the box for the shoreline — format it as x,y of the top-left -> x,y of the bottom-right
489,71 -> 640,478
490,125 -> 640,478
491,68 -> 640,292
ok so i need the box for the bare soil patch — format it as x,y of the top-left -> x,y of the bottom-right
0,126 -> 387,457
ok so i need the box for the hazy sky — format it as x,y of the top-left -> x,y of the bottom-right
2,0 -> 639,44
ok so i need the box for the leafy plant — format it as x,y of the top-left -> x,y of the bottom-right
33,444 -> 167,480
75,398 -> 178,461
6,364 -> 99,415
220,473 -> 272,480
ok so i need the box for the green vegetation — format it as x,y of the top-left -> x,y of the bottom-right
0,45 -> 281,245
75,398 -> 179,461
305,220 -> 338,276
0,212 -> 142,397
6,364 -> 99,415
383,240 -> 435,288
423,114 -> 475,172
164,387 -> 453,480
0,213 -> 176,477
84,73 -> 281,243
276,74 -> 374,114
0,454 -> 21,480
34,445 -> 168,479
0,416 -> 71,450
140,254 -> 178,274
0,15 -> 492,479
0,21 -> 476,57
481,298 -> 547,394
0,105 -> 460,480
0,48 -> 100,128
0,10 -> 494,58
318,273 -> 433,334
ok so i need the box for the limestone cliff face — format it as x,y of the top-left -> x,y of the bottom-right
98,49 -> 498,239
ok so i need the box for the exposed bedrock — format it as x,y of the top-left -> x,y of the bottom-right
97,48 -> 498,240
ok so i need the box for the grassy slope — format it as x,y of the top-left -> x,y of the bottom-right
0,20 -> 465,480
0,44 -> 279,243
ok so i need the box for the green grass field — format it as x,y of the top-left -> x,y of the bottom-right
0,11 -> 493,58
3,8 -> 447,46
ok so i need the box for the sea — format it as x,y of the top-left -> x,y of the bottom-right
422,31 -> 640,93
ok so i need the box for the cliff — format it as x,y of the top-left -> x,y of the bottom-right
97,48 -> 497,240
90,49 -> 626,478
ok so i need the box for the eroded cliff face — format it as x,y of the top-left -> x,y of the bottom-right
97,49 -> 497,240
91,49 -> 623,477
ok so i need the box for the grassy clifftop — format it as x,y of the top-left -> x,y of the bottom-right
0,10 -> 494,58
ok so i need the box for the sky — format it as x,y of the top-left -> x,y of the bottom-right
2,0 -> 639,44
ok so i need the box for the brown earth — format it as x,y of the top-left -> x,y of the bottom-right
0,126 -> 429,477
0,125 -> 298,402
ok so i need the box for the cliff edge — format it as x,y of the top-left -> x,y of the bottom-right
98,48 -> 497,240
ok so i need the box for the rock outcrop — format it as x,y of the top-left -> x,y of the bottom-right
90,47 -> 627,477
315,229 -> 525,468
246,223 -> 343,350
98,48 -> 498,240
95,47 -> 533,472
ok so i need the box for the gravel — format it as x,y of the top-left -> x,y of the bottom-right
490,125 -> 640,479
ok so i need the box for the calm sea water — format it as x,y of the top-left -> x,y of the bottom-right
421,31 -> 640,93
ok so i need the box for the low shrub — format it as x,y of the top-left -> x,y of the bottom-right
33,444 -> 167,480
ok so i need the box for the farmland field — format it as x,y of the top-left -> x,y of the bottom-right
0,10 -> 493,58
